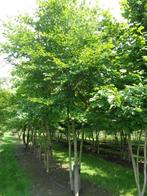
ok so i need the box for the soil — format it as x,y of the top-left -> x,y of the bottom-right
15,144 -> 111,196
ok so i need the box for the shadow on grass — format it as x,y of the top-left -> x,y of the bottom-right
0,134 -> 31,196
53,144 -> 146,196
81,154 -> 137,196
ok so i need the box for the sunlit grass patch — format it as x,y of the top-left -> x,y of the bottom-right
53,144 -> 147,196
0,133 -> 31,196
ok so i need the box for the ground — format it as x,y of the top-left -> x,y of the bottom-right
1,133 -> 141,196
16,144 -> 111,196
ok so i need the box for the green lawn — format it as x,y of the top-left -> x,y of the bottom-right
0,133 -> 146,196
0,133 -> 31,196
53,144 -> 147,196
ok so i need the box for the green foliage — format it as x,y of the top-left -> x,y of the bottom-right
0,87 -> 12,131
121,0 -> 147,29
0,0 -> 147,194
0,0 -> 146,137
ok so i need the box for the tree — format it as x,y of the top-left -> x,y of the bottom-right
121,0 -> 147,30
1,0 -> 147,195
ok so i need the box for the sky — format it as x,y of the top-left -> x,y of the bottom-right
0,0 -> 37,82
0,0 -> 122,83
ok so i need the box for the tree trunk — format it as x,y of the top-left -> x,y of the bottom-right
22,125 -> 30,150
45,123 -> 51,173
67,117 -> 74,192
141,131 -> 147,196
73,122 -> 80,196
79,126 -> 84,166
46,147 -> 49,173
96,130 -> 100,154
18,129 -> 22,140
69,135 -> 74,192
74,163 -> 80,196
33,130 -> 37,153
26,127 -> 30,150
22,126 -> 26,146
128,134 -> 141,195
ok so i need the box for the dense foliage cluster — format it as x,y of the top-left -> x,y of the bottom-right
0,0 -> 147,195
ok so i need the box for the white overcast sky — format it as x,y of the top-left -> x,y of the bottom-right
0,0 -> 122,81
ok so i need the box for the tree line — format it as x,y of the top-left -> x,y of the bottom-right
0,0 -> 147,195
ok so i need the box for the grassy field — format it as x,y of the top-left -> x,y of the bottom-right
0,132 -> 31,196
53,144 -> 147,196
0,132 -> 146,196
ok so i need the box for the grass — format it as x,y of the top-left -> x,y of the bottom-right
0,132 -> 31,196
0,132 -> 146,196
53,144 -> 147,196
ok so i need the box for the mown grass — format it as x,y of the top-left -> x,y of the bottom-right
53,144 -> 147,196
0,132 -> 31,196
